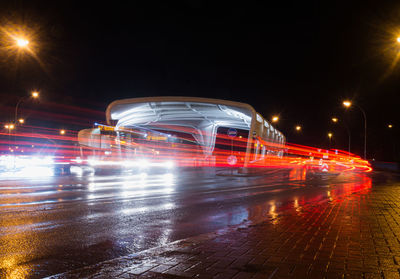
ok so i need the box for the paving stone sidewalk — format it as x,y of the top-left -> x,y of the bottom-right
49,176 -> 400,279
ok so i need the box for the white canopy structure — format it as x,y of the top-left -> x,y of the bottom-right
106,97 -> 285,166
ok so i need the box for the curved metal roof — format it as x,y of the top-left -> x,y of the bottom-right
106,97 -> 257,130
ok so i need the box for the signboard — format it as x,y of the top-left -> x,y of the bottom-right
147,135 -> 167,141
98,125 -> 115,132
227,128 -> 237,138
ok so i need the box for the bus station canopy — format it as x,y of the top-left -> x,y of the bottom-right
106,97 -> 284,156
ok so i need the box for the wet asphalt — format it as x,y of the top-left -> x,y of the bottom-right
0,166 -> 392,278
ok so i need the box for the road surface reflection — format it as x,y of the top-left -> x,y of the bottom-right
0,168 -> 374,278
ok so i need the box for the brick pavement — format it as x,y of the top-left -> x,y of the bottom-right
49,174 -> 400,279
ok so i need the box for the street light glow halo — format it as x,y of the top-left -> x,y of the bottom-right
16,37 -> 29,48
343,101 -> 352,108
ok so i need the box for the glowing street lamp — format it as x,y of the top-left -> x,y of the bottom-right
15,37 -> 29,48
388,124 -> 393,128
397,37 -> 400,43
60,130 -> 66,135
343,101 -> 352,108
18,118 -> 24,124
295,125 -> 301,131
332,117 -> 338,123
272,116 -> 279,123
328,132 -> 333,139
31,91 -> 39,98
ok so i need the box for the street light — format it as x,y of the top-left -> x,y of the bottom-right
295,125 -> 301,131
343,100 -> 367,160
18,118 -> 24,124
15,37 -> 29,48
397,37 -> 400,43
31,91 -> 39,98
4,124 -> 14,130
343,101 -> 352,108
15,90 -> 40,124
272,116 -> 279,123
332,117 -> 338,123
388,124 -> 393,128
60,130 -> 66,135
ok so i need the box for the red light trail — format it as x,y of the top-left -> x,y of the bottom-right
0,120 -> 372,176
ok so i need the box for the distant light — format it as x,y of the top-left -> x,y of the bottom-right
60,129 -> 66,135
332,117 -> 338,123
397,37 -> 400,43
9,124 -> 14,130
16,38 -> 29,48
388,124 -> 393,128
272,116 -> 279,122
328,132 -> 333,138
18,118 -> 24,124
4,125 -> 9,129
343,101 -> 352,108
295,125 -> 301,131
31,91 -> 39,98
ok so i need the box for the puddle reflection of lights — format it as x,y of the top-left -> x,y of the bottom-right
121,172 -> 176,197
1,256 -> 32,278
121,202 -> 175,215
158,228 -> 172,246
327,190 -> 333,201
268,201 -> 278,224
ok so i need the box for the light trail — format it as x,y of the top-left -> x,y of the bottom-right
0,120 -> 371,178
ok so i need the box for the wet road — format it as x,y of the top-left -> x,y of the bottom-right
0,167 -> 384,278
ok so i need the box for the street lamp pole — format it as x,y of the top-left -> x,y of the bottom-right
343,101 -> 367,160
15,97 -> 25,124
14,91 -> 39,124
357,105 -> 367,160
332,117 -> 351,155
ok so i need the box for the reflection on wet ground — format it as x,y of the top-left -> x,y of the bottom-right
0,167 -> 383,278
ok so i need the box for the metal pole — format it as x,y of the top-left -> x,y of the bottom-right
343,122 -> 351,156
14,97 -> 25,124
355,105 -> 367,160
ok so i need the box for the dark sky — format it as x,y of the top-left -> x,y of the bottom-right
0,0 -> 399,160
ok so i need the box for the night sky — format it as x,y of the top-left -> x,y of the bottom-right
0,1 -> 399,161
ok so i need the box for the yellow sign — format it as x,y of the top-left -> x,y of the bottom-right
98,125 -> 115,131
147,135 -> 167,141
